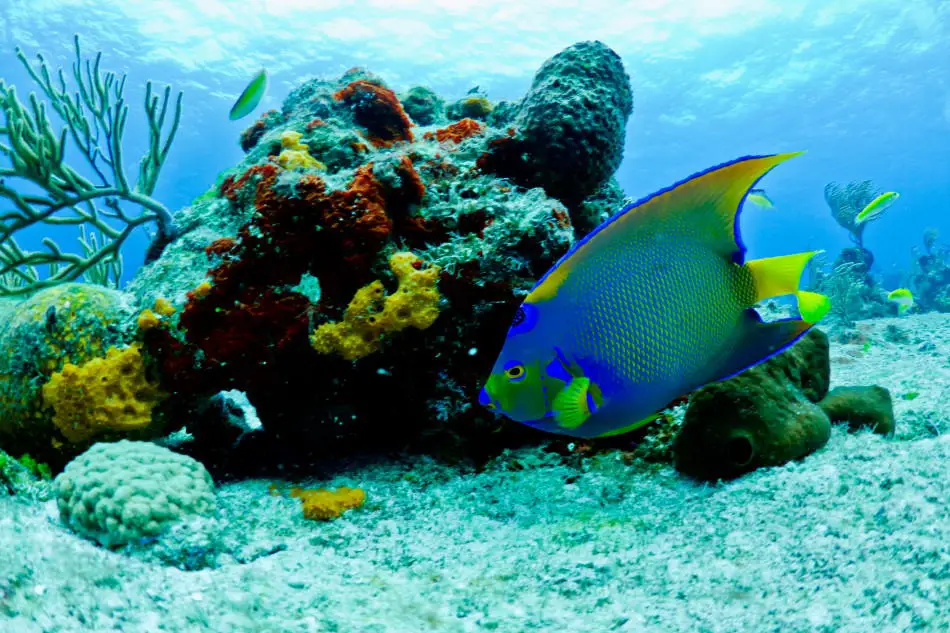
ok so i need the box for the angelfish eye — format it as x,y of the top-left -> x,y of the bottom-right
504,363 -> 526,381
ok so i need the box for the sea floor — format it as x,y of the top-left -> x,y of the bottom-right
1,314 -> 948,633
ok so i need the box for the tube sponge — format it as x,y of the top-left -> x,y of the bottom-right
41,343 -> 165,444
55,441 -> 216,547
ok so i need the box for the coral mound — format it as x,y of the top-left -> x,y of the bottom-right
478,41 -> 633,217
129,43 -> 589,464
55,441 -> 216,547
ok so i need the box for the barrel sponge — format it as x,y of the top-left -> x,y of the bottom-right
55,441 -> 216,547
515,40 -> 633,206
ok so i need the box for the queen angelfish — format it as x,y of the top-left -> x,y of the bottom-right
479,153 -> 831,438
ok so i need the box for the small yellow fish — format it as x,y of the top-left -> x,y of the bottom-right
229,69 -> 268,121
855,191 -> 899,224
887,288 -> 913,315
746,188 -> 774,209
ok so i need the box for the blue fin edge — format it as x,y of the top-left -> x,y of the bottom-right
530,153 -> 788,291
716,314 -> 815,383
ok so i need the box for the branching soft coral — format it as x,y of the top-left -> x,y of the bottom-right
311,251 -> 441,360
41,343 -> 165,443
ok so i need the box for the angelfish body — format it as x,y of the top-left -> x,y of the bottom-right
855,191 -> 899,224
480,153 -> 832,438
229,69 -> 268,121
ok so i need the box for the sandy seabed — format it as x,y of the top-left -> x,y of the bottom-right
1,314 -> 948,633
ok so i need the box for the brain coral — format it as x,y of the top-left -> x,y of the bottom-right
55,440 -> 216,547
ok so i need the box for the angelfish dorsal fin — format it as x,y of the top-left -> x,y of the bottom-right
526,152 -> 803,304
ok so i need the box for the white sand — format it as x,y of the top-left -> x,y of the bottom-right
1,315 -> 948,633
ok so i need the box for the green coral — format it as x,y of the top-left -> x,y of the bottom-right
0,35 -> 181,296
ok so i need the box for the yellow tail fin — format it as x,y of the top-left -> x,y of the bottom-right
746,250 -> 823,303
797,290 -> 831,324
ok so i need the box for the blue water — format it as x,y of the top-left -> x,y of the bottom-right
2,0 -> 949,285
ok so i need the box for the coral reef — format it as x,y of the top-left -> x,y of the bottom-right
41,343 -> 166,443
476,41 -> 633,230
910,228 -> 950,312
810,249 -> 889,329
289,486 -> 366,521
401,86 -> 445,125
55,440 -> 216,547
126,48 -> 582,465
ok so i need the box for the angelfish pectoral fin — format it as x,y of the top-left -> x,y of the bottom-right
552,377 -> 596,430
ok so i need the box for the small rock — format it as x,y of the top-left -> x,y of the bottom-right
818,386 -> 895,435
673,329 -> 832,480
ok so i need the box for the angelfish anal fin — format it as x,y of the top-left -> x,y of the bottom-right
716,310 -> 813,382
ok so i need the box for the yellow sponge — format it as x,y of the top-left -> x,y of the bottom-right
41,344 -> 166,443
311,252 -> 441,360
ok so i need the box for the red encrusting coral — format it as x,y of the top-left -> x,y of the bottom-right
423,118 -> 485,144
306,118 -> 327,131
239,110 -> 285,152
153,153 -> 432,406
334,81 -> 414,148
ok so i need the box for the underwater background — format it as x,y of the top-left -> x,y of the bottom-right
3,0 -> 949,283
1,1 -> 949,632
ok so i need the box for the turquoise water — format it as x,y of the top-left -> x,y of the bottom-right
3,0 -> 949,281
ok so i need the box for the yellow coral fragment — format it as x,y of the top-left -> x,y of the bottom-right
277,130 -> 326,171
290,486 -> 366,521
137,308 -> 161,331
190,282 -> 213,301
153,297 -> 176,317
40,344 -> 166,444
310,252 -> 441,360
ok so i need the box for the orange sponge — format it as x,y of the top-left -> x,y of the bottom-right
290,486 -> 366,521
